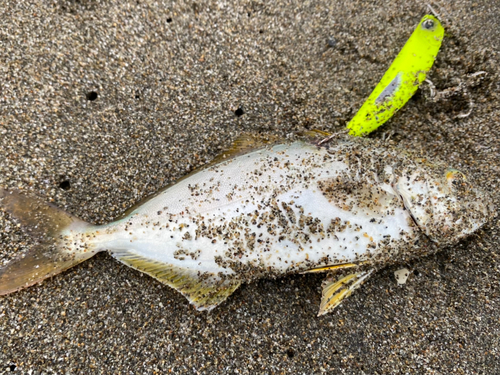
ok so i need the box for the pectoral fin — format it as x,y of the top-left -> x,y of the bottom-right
318,269 -> 375,316
112,250 -> 241,311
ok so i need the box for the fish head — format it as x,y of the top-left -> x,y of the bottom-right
394,164 -> 493,246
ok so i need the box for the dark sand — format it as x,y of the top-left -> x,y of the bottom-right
1,0 -> 499,373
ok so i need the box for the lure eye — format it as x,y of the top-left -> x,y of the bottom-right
422,19 -> 435,30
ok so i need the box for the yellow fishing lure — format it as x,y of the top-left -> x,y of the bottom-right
347,15 -> 444,136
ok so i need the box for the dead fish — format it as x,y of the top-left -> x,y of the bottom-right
0,133 -> 493,315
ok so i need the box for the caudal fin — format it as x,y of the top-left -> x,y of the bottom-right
0,189 -> 98,295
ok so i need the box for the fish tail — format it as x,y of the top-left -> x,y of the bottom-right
0,189 -> 100,295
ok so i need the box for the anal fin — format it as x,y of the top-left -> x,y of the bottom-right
113,251 -> 240,311
318,269 -> 375,316
302,262 -> 358,274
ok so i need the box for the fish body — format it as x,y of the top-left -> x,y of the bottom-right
99,141 -> 417,274
0,135 -> 492,314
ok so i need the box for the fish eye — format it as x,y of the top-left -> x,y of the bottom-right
445,168 -> 467,188
422,19 -> 435,30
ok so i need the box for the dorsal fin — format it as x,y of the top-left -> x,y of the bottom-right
295,129 -> 350,146
112,250 -> 241,311
208,133 -> 282,166
296,129 -> 333,140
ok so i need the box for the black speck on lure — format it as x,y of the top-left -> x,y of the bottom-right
0,133 -> 492,315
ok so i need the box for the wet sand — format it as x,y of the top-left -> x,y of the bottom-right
1,0 -> 499,373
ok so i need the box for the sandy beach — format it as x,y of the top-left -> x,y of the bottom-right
1,0 -> 499,373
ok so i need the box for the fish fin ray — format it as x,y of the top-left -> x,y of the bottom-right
209,133 -> 282,165
297,129 -> 333,137
302,262 -> 358,274
112,251 -> 240,311
0,189 -> 97,296
318,269 -> 375,316
295,129 -> 333,141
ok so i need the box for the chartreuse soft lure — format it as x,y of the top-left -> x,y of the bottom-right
347,15 -> 444,136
